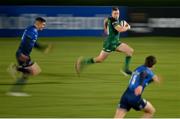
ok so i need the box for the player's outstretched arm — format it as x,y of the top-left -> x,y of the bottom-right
152,75 -> 161,83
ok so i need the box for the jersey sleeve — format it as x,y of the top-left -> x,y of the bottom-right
149,70 -> 155,79
140,69 -> 154,86
143,70 -> 155,85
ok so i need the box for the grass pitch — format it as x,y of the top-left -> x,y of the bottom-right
0,37 -> 179,117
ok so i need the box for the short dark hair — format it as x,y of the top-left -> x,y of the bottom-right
112,7 -> 119,11
35,17 -> 46,22
144,55 -> 157,68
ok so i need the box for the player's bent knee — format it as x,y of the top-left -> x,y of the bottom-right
126,48 -> 134,56
148,109 -> 155,117
114,108 -> 127,118
151,107 -> 156,115
144,102 -> 156,115
131,48 -> 134,54
149,104 -> 156,114
129,48 -> 134,55
26,62 -> 41,76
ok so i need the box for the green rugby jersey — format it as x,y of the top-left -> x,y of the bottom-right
103,17 -> 121,52
106,16 -> 120,44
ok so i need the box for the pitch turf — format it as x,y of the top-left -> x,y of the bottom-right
0,37 -> 179,117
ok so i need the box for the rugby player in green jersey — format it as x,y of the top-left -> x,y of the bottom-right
75,7 -> 133,76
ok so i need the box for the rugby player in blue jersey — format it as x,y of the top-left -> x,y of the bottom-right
7,17 -> 47,96
114,55 -> 161,118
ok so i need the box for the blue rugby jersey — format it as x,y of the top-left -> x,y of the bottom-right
17,25 -> 38,56
127,65 -> 155,96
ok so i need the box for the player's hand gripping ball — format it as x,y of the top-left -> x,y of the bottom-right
120,20 -> 131,30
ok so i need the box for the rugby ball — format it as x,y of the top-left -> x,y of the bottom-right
120,20 -> 131,29
120,20 -> 127,27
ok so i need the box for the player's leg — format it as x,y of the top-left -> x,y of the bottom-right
7,64 -> 41,96
114,108 -> 127,118
7,54 -> 41,96
10,62 -> 41,88
7,53 -> 30,79
142,101 -> 156,118
114,92 -> 131,118
15,53 -> 41,75
116,43 -> 134,75
25,62 -> 41,76
75,50 -> 110,74
7,73 -> 30,96
94,50 -> 110,63
7,63 -> 18,79
8,60 -> 30,95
